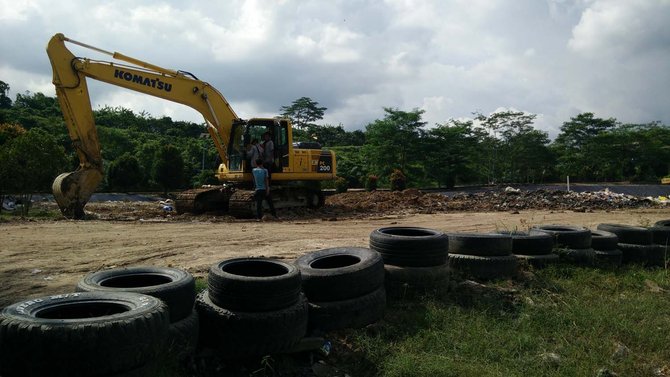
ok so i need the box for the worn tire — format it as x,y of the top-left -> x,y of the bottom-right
166,309 -> 199,361
594,249 -> 623,267
531,225 -> 591,249
597,223 -> 652,245
76,266 -> 195,322
448,232 -> 513,256
208,258 -> 302,312
308,286 -> 386,333
296,247 -> 384,301
499,231 -> 553,255
514,253 -> 559,268
196,291 -> 307,358
0,292 -> 169,377
590,230 -> 619,251
654,219 -> 670,227
369,227 -> 449,267
384,264 -> 449,299
554,247 -> 596,265
448,254 -> 518,280
650,226 -> 670,246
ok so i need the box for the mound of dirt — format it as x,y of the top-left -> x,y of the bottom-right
325,188 -> 662,215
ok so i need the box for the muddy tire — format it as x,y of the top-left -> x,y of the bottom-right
448,254 -> 518,280
531,225 -> 591,249
308,286 -> 386,333
0,292 -> 169,377
369,227 -> 449,267
296,247 -> 384,301
384,264 -> 449,299
590,230 -> 619,251
76,266 -> 195,322
208,258 -> 302,312
499,231 -> 553,255
594,249 -> 623,267
554,247 -> 596,265
166,309 -> 199,361
597,224 -> 652,245
448,233 -> 513,256
514,253 -> 559,268
196,291 -> 307,358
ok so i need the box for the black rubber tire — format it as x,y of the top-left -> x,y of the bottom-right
645,244 -> 667,267
594,249 -> 623,267
196,290 -> 308,358
448,254 -> 518,280
208,258 -> 302,312
308,286 -> 386,333
514,253 -> 559,268
650,226 -> 670,246
590,230 -> 619,251
554,247 -> 596,265
654,219 -> 670,227
384,264 -> 449,299
0,292 -> 169,377
498,231 -> 553,255
597,223 -> 653,245
166,309 -> 199,361
76,266 -> 195,323
369,227 -> 449,267
617,243 -> 649,264
448,232 -> 513,256
531,225 -> 592,249
296,247 -> 384,301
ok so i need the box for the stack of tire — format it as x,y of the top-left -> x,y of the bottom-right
498,231 -> 559,268
649,219 -> 670,266
296,247 -> 386,332
369,227 -> 450,298
196,258 -> 308,358
531,225 -> 595,265
589,230 -> 623,267
75,266 -> 198,361
447,233 -> 518,280
597,224 -> 665,267
0,292 -> 170,377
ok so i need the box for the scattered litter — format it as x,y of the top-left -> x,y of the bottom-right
43,276 -> 53,281
31,269 -> 42,274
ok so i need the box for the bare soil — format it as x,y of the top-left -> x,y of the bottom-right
1,189 -> 669,308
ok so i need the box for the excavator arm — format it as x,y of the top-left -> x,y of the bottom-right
46,33 -> 240,218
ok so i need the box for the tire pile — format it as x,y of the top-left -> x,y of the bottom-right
369,227 -> 450,299
1,220 -> 668,376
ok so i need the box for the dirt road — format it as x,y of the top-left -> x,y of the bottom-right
1,208 -> 668,308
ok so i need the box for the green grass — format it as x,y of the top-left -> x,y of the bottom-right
337,265 -> 670,377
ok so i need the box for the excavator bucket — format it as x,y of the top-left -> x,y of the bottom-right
52,168 -> 103,219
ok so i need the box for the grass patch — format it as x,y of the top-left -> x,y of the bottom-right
336,265 -> 670,377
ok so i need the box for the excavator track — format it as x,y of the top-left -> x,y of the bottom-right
175,186 -> 232,214
227,190 -> 257,218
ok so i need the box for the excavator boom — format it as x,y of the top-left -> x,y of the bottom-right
46,33 -> 239,218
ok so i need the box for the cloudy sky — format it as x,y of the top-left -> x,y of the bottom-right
1,0 -> 668,137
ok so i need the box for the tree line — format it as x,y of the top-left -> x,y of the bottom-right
1,80 -> 669,205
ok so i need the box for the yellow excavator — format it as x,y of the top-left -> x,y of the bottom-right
46,33 -> 336,219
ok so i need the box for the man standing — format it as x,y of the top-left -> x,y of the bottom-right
262,132 -> 275,178
252,158 -> 277,221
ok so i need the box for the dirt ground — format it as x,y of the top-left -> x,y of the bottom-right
1,202 -> 669,308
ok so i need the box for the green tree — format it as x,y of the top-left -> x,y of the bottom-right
0,129 -> 68,215
0,80 -> 12,109
107,153 -> 142,192
552,113 -> 618,180
363,108 -> 426,186
425,120 -> 479,188
279,97 -> 327,130
153,144 -> 185,196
